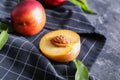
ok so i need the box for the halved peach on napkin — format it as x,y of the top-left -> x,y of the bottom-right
39,29 -> 81,62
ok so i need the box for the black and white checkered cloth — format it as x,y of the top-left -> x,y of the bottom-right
0,0 -> 106,80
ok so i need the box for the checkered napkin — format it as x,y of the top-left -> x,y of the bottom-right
0,0 -> 106,80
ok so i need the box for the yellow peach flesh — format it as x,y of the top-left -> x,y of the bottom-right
39,30 -> 81,62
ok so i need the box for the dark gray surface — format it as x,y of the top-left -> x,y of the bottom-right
86,0 -> 120,80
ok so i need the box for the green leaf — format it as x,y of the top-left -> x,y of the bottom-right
0,30 -> 8,50
73,59 -> 89,80
69,0 -> 96,14
0,22 -> 8,32
0,22 -> 14,33
0,22 -> 9,50
16,0 -> 20,3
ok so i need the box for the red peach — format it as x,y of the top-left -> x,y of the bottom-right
43,0 -> 66,7
11,0 -> 46,36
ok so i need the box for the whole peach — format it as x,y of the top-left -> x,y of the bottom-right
43,0 -> 66,7
11,0 -> 46,36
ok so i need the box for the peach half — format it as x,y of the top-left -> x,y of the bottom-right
39,29 -> 81,62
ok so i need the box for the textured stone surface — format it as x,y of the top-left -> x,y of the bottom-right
86,0 -> 120,80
